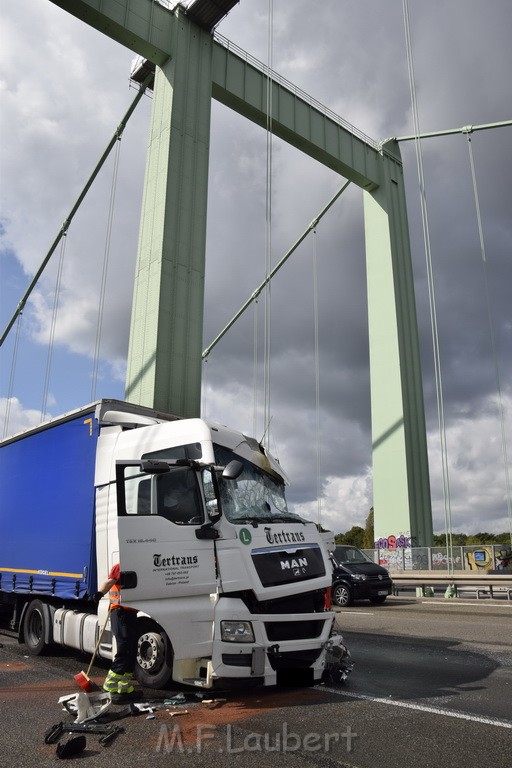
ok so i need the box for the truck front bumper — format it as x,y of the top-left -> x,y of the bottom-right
210,597 -> 342,686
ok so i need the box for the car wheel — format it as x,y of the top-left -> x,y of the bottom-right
369,595 -> 387,605
332,583 -> 353,607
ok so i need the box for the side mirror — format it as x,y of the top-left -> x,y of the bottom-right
195,524 -> 220,540
222,460 -> 243,480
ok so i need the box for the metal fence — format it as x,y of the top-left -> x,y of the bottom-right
361,545 -> 511,572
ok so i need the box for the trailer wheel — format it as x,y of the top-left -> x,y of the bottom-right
135,619 -> 173,689
23,600 -> 50,655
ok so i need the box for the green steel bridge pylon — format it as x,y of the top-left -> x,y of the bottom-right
49,0 -> 433,546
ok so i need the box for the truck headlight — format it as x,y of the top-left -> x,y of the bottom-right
221,621 -> 255,643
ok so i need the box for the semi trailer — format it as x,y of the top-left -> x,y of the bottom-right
0,399 -> 347,689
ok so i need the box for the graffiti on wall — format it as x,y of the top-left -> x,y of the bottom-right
374,534 -> 412,550
465,546 -> 493,571
431,550 -> 463,569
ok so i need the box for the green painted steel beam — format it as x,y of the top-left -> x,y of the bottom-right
211,40 -> 382,191
49,0 -> 173,65
50,2 -> 384,190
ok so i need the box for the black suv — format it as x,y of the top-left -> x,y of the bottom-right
331,545 -> 392,607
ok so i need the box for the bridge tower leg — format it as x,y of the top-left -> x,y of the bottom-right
125,14 -> 212,418
364,140 -> 433,548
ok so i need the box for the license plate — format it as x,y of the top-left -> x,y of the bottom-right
377,590 -> 388,595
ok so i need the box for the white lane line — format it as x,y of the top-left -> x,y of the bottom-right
336,611 -> 374,616
421,601 -> 512,608
317,687 -> 512,729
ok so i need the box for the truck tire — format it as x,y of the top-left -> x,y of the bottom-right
134,619 -> 173,689
23,599 -> 51,655
332,583 -> 353,607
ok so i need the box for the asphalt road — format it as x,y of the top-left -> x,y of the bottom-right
1,595 -> 511,768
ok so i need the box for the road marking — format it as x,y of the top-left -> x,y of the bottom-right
318,687 -> 512,729
336,611 -> 374,616
421,600 -> 512,608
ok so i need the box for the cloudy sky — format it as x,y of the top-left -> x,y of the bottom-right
1,1 -> 511,538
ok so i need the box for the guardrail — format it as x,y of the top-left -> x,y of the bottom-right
389,571 -> 512,600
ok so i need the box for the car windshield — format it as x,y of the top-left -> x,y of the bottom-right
214,446 -> 304,525
334,546 -> 371,565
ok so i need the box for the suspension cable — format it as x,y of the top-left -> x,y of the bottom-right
201,357 -> 208,419
2,312 -> 23,438
403,0 -> 454,569
202,180 -> 351,359
465,131 -> 512,545
253,297 -> 259,438
394,119 -> 512,143
312,227 -> 322,527
91,137 -> 122,401
0,72 -> 154,350
262,0 -> 274,449
40,233 -> 67,422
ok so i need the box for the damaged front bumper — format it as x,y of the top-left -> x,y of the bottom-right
209,600 -> 353,687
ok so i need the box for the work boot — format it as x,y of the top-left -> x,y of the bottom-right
117,673 -> 136,695
102,669 -> 123,693
112,672 -> 142,702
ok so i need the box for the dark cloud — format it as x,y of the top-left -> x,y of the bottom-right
1,0 -> 510,535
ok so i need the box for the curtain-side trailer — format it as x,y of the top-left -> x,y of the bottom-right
0,399 -> 349,689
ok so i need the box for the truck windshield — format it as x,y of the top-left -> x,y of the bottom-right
214,446 -> 302,525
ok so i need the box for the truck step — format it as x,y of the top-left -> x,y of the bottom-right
181,678 -> 209,688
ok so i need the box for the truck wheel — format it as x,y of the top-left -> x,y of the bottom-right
135,619 -> 173,689
23,600 -> 50,655
332,583 -> 353,607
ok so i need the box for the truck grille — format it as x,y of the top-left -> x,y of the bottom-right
264,620 -> 324,641
237,589 -> 326,615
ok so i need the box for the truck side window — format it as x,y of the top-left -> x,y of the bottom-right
137,479 -> 152,514
156,468 -> 203,525
123,469 -> 152,516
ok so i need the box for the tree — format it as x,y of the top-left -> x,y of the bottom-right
432,532 -> 510,546
335,526 -> 365,548
363,507 -> 374,549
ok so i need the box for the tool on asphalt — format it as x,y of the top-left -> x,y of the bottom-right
59,691 -> 112,723
94,702 -> 141,722
74,606 -> 111,692
55,734 -> 87,759
45,721 -> 125,746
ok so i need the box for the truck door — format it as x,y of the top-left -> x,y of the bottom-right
115,463 -> 217,604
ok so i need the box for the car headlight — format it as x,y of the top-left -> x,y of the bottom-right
351,574 -> 367,581
221,621 -> 255,643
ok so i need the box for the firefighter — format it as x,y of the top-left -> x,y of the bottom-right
94,564 -> 141,699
